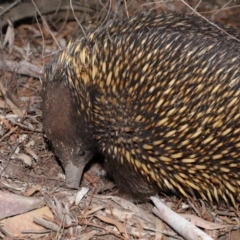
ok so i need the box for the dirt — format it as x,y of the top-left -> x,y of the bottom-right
1,0 -> 240,239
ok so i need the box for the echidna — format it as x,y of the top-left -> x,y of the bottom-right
42,13 -> 240,206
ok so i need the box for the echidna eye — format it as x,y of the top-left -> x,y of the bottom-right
78,150 -> 86,156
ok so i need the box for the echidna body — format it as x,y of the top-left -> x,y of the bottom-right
43,13 -> 240,205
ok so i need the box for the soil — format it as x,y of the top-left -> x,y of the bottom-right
1,0 -> 240,239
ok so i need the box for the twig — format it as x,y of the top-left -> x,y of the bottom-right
0,59 -> 42,78
181,0 -> 240,43
151,197 -> 214,240
7,118 -> 42,133
0,125 -> 18,142
0,223 -> 12,237
33,217 -> 60,232
30,0 -> 61,49
143,227 -> 182,239
80,187 -> 96,219
21,229 -> 51,234
124,0 -> 129,18
0,80 -> 24,116
80,220 -> 125,240
69,0 -> 87,39
0,0 -> 21,17
211,0 -> 233,19
0,143 -> 19,177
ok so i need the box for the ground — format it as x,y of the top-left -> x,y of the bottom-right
1,0 -> 240,239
